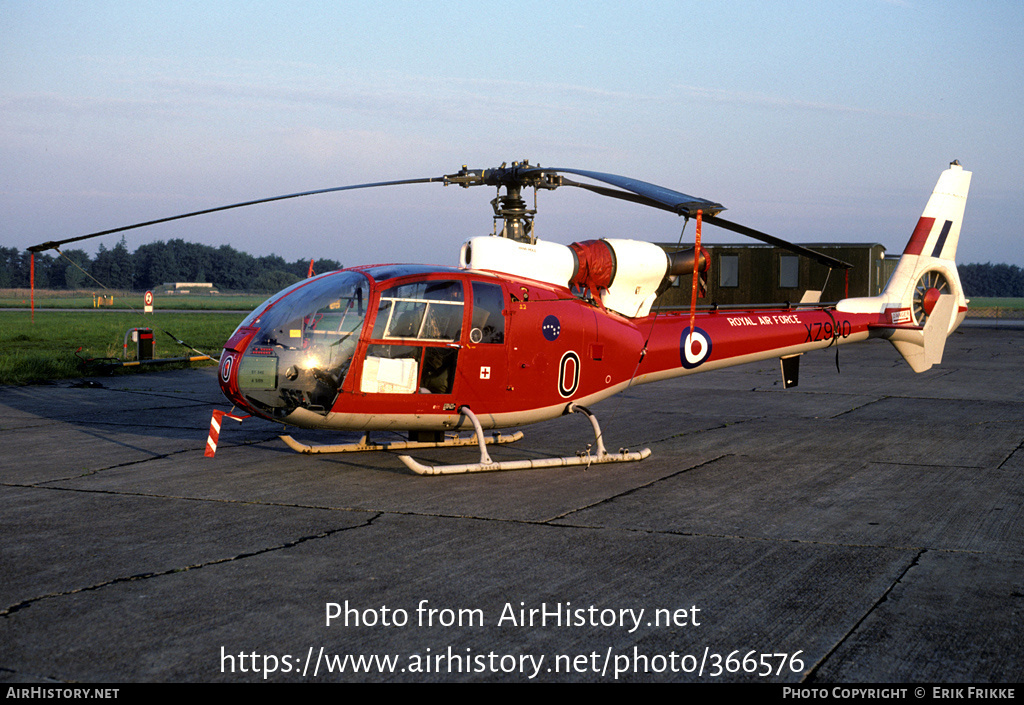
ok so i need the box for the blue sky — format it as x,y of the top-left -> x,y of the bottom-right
3,1 -> 1022,269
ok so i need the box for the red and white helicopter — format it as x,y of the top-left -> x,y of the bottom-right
30,160 -> 971,474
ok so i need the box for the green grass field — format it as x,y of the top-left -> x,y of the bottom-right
965,297 -> 1024,319
0,309 -> 246,385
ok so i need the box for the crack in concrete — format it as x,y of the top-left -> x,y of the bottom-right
641,529 -> 989,556
998,438 -> 1024,470
34,445 -> 200,482
0,513 -> 383,619
0,420 -> 64,432
802,548 -> 926,682
828,396 -> 888,419
10,433 -> 283,484
7,474 -> 1006,558
645,417 -> 764,446
0,482 -> 388,516
545,454 -> 731,523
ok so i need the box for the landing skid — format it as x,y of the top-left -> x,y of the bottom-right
399,404 -> 651,475
280,430 -> 524,455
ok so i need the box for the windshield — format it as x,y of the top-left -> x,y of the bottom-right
235,271 -> 370,415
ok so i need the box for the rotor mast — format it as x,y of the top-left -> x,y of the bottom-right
491,181 -> 535,243
446,160 -> 561,244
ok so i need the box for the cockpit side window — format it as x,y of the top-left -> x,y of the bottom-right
361,279 -> 465,395
470,282 -> 505,344
372,280 -> 464,342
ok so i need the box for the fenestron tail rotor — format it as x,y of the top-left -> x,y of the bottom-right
912,270 -> 953,326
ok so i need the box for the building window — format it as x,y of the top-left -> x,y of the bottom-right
719,254 -> 739,288
779,255 -> 799,289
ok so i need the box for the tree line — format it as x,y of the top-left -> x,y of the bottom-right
0,239 -> 341,293
3,240 -> 1022,297
957,263 -> 1024,298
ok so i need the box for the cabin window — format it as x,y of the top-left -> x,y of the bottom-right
470,282 -> 505,344
360,345 -> 421,394
360,344 -> 458,394
779,255 -> 799,289
372,280 -> 464,341
719,254 -> 739,288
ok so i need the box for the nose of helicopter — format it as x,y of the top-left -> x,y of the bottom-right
217,327 -> 259,414
215,269 -> 371,421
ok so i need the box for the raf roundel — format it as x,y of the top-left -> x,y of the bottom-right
679,327 -> 712,369
542,315 -> 561,341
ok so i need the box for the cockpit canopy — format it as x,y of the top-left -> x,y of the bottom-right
222,267 -> 505,420
229,270 -> 370,415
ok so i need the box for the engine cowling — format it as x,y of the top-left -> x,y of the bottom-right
460,236 -> 706,318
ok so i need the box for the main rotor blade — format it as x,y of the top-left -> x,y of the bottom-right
536,167 -> 726,217
704,214 -> 853,269
559,173 -> 852,269
558,177 -> 673,212
28,176 -> 447,253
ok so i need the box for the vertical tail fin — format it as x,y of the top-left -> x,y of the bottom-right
837,161 -> 971,372
882,160 -> 971,328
